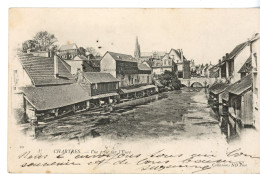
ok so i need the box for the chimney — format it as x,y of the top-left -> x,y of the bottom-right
219,59 -> 221,65
180,49 -> 183,61
49,50 -> 55,58
54,55 -> 59,78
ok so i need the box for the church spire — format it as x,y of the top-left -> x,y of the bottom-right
134,36 -> 141,58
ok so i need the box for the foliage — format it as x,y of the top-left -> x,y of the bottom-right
78,47 -> 86,56
158,70 -> 181,90
22,40 -> 39,52
33,31 -> 58,51
22,31 -> 58,52
85,47 -> 101,57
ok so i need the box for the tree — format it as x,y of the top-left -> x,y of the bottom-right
78,47 -> 86,56
158,70 -> 181,90
33,31 -> 58,51
22,40 -> 39,52
85,47 -> 100,57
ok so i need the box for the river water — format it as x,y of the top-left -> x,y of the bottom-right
36,88 -> 227,143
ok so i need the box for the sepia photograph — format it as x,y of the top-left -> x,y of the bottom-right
8,8 -> 260,173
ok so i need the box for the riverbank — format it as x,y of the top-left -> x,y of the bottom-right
32,87 -> 226,144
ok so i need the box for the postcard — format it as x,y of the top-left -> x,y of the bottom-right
8,8 -> 260,173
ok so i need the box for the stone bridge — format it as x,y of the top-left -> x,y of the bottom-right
179,77 -> 215,87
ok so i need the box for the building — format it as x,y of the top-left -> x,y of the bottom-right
227,74 -> 253,136
21,84 -> 92,122
11,53 -> 91,125
147,54 -> 178,76
140,51 -> 167,61
208,82 -> 229,116
77,72 -> 120,107
62,55 -> 101,74
183,60 -> 191,79
238,56 -> 252,79
168,48 -> 190,78
190,59 -> 197,77
217,35 -> 258,83
210,33 -> 259,138
151,59 -> 164,75
161,53 -> 178,73
100,51 -> 139,87
63,55 -> 88,74
58,43 -> 79,59
100,51 -> 156,99
137,63 -> 152,85
208,65 -> 219,78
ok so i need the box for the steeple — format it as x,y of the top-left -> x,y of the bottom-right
134,36 -> 141,58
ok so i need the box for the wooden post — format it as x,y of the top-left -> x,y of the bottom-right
72,104 -> 76,113
227,123 -> 230,138
55,108 -> 59,117
86,101 -> 90,109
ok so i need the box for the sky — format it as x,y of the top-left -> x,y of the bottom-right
9,8 -> 260,65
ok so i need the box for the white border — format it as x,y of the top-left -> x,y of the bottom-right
2,1 -> 260,174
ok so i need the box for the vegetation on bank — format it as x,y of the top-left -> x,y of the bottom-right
158,70 -> 181,90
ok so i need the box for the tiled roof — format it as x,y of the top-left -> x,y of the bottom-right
82,72 -> 119,84
238,56 -> 252,73
228,73 -> 252,95
222,81 -> 240,101
106,51 -> 138,62
19,55 -> 75,86
209,83 -> 229,94
138,63 -> 152,71
226,41 -> 248,61
22,84 -> 91,111
59,43 -> 78,51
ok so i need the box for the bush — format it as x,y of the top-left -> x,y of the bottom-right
158,70 -> 181,90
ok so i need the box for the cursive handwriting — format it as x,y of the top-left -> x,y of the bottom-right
227,148 -> 260,159
16,148 -> 260,173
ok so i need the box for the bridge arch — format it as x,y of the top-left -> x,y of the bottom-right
191,82 -> 203,88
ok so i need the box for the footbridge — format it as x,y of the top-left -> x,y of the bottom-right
180,77 -> 215,88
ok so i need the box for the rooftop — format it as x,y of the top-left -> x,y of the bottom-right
22,84 -> 91,111
226,41 -> 248,61
82,72 -> 119,84
59,43 -> 78,51
138,63 -> 152,71
19,55 -> 75,86
228,73 -> 252,95
209,83 -> 229,94
106,51 -> 138,62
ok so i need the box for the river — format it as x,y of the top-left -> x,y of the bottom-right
35,88 -> 227,143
